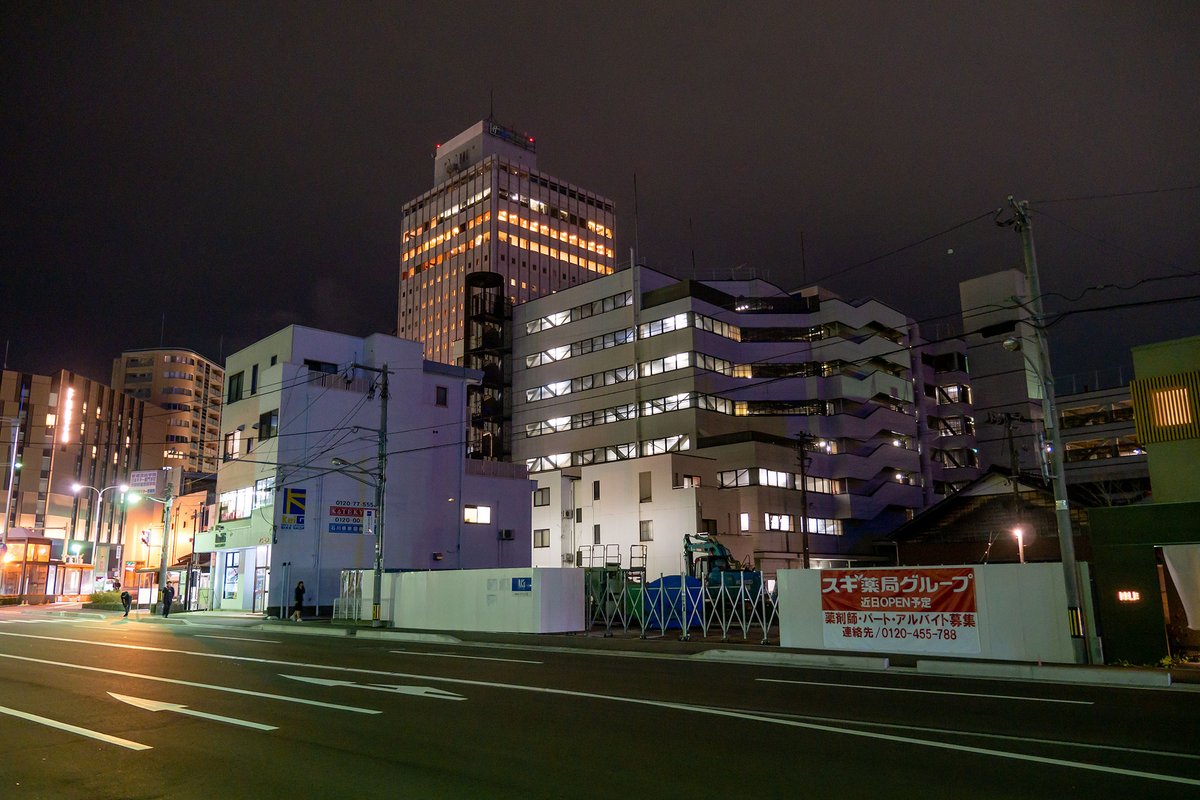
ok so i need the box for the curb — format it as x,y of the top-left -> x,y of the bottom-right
694,649 -> 890,671
917,659 -> 1171,687
354,629 -> 462,644
254,622 -> 354,637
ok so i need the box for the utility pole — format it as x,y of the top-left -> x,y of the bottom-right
352,362 -> 389,628
155,471 -> 176,612
1003,196 -> 1089,663
795,433 -> 813,569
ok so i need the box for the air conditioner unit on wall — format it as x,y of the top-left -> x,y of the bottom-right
562,553 -> 575,565
498,529 -> 514,541
562,510 -> 574,519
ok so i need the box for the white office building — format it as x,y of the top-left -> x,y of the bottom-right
194,325 -> 533,615
513,266 -> 967,578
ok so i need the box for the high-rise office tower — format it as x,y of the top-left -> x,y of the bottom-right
397,119 -> 616,366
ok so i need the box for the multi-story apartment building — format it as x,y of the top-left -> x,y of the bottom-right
915,332 -> 981,498
111,347 -> 224,475
956,269 -> 1149,505
958,269 -> 1046,475
194,326 -> 533,617
0,368 -> 166,597
512,266 -> 975,578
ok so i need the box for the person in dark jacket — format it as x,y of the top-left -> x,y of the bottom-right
290,581 -> 305,621
120,590 -> 133,617
161,582 -> 176,618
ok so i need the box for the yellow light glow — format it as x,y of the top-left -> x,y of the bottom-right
60,388 -> 75,443
1117,590 -> 1141,602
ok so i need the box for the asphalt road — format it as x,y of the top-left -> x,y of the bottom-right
0,607 -> 1197,799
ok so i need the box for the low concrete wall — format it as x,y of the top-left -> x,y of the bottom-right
779,564 -> 1082,663
367,567 -> 585,633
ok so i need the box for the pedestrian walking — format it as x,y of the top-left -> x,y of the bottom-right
290,580 -> 305,622
161,582 -> 176,618
120,589 -> 133,617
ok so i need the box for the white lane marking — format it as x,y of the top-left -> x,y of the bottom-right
389,649 -> 541,664
756,677 -> 1093,705
1,631 -> 1195,785
108,692 -> 277,731
282,675 -> 466,701
195,635 -> 280,644
759,710 -> 1200,761
0,652 -> 380,715
0,704 -> 152,750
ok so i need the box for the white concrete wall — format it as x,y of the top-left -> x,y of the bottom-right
779,563 -> 1079,663
369,567 -> 585,633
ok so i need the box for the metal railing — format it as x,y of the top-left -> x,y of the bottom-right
333,569 -> 363,621
584,567 -> 778,644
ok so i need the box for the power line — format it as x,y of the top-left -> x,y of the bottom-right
803,210 -> 997,287
1031,207 -> 1200,278
1031,183 -> 1200,204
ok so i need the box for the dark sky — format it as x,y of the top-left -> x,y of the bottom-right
3,2 -> 1198,384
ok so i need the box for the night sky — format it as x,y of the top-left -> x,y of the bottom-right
3,3 -> 1198,384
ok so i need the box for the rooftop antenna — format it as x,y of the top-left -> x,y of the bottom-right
633,173 -> 641,267
800,230 -> 808,286
688,217 -> 697,280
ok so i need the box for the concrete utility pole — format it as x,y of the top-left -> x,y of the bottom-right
795,433 -> 813,569
351,362 -> 389,628
156,472 -> 175,611
1003,196 -> 1089,664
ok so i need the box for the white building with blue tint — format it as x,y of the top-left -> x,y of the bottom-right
512,266 -> 977,579
194,325 -> 532,617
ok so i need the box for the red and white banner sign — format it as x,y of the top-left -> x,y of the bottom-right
820,567 -> 980,654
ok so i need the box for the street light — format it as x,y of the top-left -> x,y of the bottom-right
331,456 -> 385,628
1013,527 -> 1025,564
71,483 -> 129,576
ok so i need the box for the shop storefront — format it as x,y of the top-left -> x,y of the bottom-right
1,537 -> 98,602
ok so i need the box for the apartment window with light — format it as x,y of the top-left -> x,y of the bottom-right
1152,387 -> 1191,426
533,487 -> 550,507
533,528 -> 550,548
464,505 -> 492,524
639,520 -> 653,542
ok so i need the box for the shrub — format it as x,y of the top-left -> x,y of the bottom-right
90,591 -> 120,605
